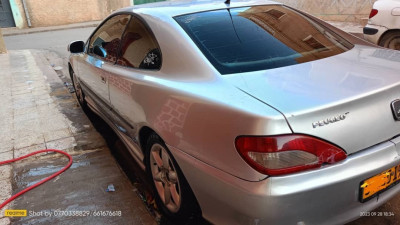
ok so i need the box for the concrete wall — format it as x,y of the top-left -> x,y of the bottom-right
276,0 -> 377,23
17,0 -> 132,28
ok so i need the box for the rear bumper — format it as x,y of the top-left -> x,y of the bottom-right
169,139 -> 400,225
363,24 -> 388,44
363,27 -> 379,35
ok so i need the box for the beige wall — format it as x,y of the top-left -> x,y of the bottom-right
276,0 -> 377,23
19,0 -> 131,27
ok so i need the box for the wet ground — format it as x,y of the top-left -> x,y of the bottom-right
5,49 -> 209,225
1,50 -> 155,225
11,151 -> 155,225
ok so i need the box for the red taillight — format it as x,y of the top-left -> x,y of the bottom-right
369,9 -> 378,19
235,135 -> 347,176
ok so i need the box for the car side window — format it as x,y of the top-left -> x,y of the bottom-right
88,14 -> 131,63
117,17 -> 161,70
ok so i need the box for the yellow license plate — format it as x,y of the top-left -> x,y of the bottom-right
360,165 -> 400,202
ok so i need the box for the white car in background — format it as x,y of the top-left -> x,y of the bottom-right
364,0 -> 400,50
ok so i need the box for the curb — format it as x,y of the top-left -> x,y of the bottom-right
2,22 -> 100,37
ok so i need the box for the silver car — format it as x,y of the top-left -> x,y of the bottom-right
68,1 -> 400,224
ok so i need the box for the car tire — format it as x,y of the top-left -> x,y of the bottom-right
69,67 -> 87,108
379,31 -> 400,50
145,133 -> 201,223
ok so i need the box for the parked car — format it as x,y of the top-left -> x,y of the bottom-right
364,0 -> 400,50
68,1 -> 400,224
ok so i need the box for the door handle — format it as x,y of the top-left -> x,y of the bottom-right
101,76 -> 106,83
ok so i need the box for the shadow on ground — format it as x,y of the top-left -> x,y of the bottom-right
80,105 -> 211,225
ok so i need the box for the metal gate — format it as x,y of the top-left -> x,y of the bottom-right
0,0 -> 15,27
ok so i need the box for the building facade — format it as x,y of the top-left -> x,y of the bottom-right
0,0 -> 376,28
0,0 -> 132,28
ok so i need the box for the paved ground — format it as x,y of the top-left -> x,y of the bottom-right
0,49 -> 157,225
1,21 -> 100,37
3,27 -> 95,57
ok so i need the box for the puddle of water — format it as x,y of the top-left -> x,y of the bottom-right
70,161 -> 90,169
27,165 -> 61,177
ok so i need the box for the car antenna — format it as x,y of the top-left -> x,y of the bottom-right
225,5 -> 242,43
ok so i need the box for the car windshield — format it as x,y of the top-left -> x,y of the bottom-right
175,5 -> 354,75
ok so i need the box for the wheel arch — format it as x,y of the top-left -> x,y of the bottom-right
68,62 -> 75,81
138,126 -> 199,194
142,129 -> 203,220
138,126 -> 161,156
378,29 -> 400,45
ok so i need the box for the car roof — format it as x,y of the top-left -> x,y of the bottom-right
116,0 -> 281,18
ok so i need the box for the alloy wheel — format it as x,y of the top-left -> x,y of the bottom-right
149,143 -> 181,213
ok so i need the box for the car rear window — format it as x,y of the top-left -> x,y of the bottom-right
175,5 -> 354,75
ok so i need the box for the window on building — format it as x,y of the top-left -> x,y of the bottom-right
266,9 -> 285,19
303,35 -> 328,52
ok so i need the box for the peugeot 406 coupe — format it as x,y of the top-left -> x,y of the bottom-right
68,1 -> 400,224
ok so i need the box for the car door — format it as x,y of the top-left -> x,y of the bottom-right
78,14 -> 131,106
108,16 -> 162,160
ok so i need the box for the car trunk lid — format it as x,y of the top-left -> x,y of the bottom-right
225,45 -> 400,154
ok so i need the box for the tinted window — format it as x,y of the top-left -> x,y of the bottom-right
88,15 -> 131,63
175,5 -> 354,75
117,17 -> 161,70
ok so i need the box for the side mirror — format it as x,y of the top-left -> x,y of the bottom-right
93,45 -> 107,58
68,41 -> 85,53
